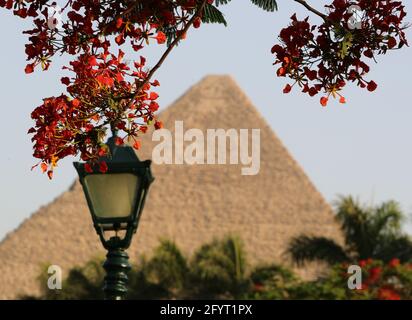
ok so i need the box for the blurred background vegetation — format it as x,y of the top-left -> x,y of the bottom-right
22,196 -> 412,300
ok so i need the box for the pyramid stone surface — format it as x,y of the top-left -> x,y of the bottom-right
0,75 -> 342,299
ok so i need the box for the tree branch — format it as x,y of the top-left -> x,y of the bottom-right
293,0 -> 328,21
125,0 -> 208,109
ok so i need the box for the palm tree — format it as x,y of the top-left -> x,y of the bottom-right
288,196 -> 412,266
129,239 -> 189,299
188,235 -> 249,298
127,255 -> 174,300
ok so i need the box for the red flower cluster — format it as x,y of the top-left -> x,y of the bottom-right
354,258 -> 411,300
0,0 -> 409,177
378,286 -> 401,300
0,0 -> 209,177
29,49 -> 163,177
272,0 -> 408,106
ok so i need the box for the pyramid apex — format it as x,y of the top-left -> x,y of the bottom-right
195,74 -> 239,91
198,74 -> 235,82
157,74 -> 251,126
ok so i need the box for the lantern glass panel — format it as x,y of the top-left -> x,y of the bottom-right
84,173 -> 140,218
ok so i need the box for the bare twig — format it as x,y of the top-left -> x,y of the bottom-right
293,0 -> 328,21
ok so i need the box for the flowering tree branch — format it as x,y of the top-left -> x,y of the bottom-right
0,0 -> 408,178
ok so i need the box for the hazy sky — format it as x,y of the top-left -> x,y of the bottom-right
1,1 -> 412,240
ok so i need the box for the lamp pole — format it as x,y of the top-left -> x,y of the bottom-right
74,134 -> 154,300
102,238 -> 131,300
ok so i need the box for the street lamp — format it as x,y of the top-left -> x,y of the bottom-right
74,134 -> 154,300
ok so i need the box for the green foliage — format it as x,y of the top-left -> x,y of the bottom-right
214,0 -> 278,12
288,196 -> 412,266
215,0 -> 278,12
288,236 -> 350,266
250,0 -> 278,12
29,258 -> 105,300
165,0 -> 278,45
127,256 -> 171,299
189,236 -> 249,298
24,197 -> 412,301
246,265 -> 296,299
289,260 -> 412,300
202,3 -> 227,26
27,235 -> 295,300
144,239 -> 189,292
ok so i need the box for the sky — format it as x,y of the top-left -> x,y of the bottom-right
0,1 -> 412,240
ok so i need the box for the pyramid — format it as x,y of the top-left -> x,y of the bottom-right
0,75 -> 342,299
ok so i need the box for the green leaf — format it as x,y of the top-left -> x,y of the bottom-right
338,33 -> 353,59
215,0 -> 232,6
202,3 -> 227,26
250,0 -> 278,12
162,3 -> 228,46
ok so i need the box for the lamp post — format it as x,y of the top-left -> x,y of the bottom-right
74,134 -> 154,300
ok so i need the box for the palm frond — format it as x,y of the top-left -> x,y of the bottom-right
372,200 -> 403,236
287,236 -> 349,266
334,195 -> 372,257
374,236 -> 412,263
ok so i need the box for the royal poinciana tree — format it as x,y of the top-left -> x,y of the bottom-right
0,0 -> 408,178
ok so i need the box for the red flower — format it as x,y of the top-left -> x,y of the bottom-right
98,147 -> 107,157
378,287 -> 401,300
149,101 -> 159,112
387,37 -> 397,49
193,17 -> 201,29
88,56 -> 98,66
61,77 -> 70,85
277,67 -> 286,77
84,163 -> 93,173
283,84 -> 292,94
359,258 -> 373,268
47,170 -> 53,180
71,99 -> 80,108
389,258 -> 400,268
320,97 -> 328,107
116,18 -> 123,29
25,63 -> 34,74
367,81 -> 378,92
115,137 -> 124,146
41,163 -> 48,173
99,161 -> 108,173
367,266 -> 382,284
154,32 -> 166,44
115,34 -> 125,45
154,121 -> 163,130
133,140 -> 141,150
149,92 -> 159,100
96,75 -> 114,87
